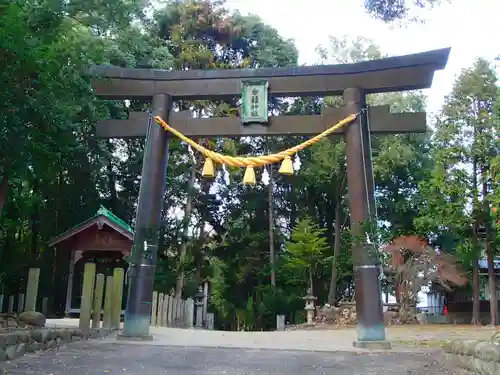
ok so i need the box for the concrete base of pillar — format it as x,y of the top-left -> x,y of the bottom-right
352,340 -> 392,350
117,332 -> 154,341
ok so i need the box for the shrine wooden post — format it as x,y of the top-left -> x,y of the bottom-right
89,47 -> 450,345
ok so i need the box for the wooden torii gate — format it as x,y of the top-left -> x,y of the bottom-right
89,47 -> 450,345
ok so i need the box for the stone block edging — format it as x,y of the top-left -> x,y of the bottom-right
442,337 -> 500,375
0,327 -> 111,362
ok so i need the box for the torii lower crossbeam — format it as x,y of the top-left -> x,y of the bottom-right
96,105 -> 425,138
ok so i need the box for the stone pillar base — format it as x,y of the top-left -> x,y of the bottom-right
353,340 -> 392,350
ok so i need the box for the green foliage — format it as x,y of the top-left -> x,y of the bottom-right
364,0 -> 448,22
284,217 -> 330,290
416,58 -> 498,241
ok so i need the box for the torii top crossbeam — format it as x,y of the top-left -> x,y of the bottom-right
88,48 -> 450,100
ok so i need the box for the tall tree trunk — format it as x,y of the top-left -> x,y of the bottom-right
268,165 -> 276,288
195,179 -> 210,282
472,246 -> 481,324
0,165 -> 10,215
195,218 -> 206,282
30,205 -> 40,264
106,140 -> 118,211
483,177 -> 497,325
309,268 -> 314,294
486,236 -> 497,325
471,156 -> 481,325
55,169 -> 64,233
328,201 -> 342,305
175,159 -> 197,298
327,171 -> 346,305
290,184 -> 297,228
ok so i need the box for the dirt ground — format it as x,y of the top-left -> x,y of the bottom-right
2,341 -> 451,375
305,324 -> 499,347
2,323 -> 494,374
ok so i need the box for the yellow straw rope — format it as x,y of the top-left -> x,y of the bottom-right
154,113 -> 357,168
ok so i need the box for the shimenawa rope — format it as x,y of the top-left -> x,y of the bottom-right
154,111 -> 360,184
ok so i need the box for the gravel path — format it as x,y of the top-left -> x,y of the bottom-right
2,341 -> 451,375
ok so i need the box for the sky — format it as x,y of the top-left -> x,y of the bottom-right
224,0 -> 500,116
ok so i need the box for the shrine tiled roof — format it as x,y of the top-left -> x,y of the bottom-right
47,206 -> 133,247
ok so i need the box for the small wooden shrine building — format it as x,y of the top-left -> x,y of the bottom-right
48,206 -> 133,316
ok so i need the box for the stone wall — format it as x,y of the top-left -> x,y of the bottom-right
0,328 -> 110,362
443,334 -> 500,375
417,314 -> 449,324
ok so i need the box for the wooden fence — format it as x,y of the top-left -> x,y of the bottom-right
0,268 -> 49,316
1,263 -> 195,331
150,291 -> 194,328
77,263 -> 195,330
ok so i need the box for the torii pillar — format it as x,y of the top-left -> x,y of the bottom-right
119,94 -> 172,339
344,88 -> 388,348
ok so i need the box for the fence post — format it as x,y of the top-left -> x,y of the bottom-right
194,289 -> 204,329
79,263 -> 96,331
179,299 -> 183,325
24,268 -> 40,312
111,268 -> 124,329
92,273 -> 105,329
8,295 -> 14,313
41,297 -> 48,316
151,291 -> 158,326
206,312 -> 214,330
172,296 -> 178,325
162,294 -> 172,327
17,293 -> 24,313
166,294 -> 171,326
181,300 -> 186,326
162,293 -> 168,326
184,298 -> 192,328
156,293 -> 165,327
177,299 -> 182,323
276,315 -> 285,331
102,276 -> 114,329
163,295 -> 170,326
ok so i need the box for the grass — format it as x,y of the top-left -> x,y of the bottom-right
392,339 -> 448,348
309,324 -> 499,348
389,324 -> 499,348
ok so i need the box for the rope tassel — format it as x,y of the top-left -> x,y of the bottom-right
202,158 -> 215,178
154,112 -> 358,185
243,165 -> 256,185
279,156 -> 294,176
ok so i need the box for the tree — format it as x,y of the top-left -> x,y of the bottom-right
384,235 -> 467,323
364,0 -> 448,22
283,217 -> 330,294
0,1 -> 107,213
416,59 -> 498,325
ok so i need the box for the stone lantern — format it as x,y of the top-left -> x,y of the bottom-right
303,287 -> 317,325
194,286 -> 205,329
